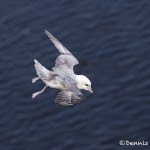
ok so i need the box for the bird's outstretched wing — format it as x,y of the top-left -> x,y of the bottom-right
45,30 -> 73,55
55,91 -> 84,106
44,30 -> 79,78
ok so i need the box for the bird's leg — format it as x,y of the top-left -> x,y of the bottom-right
32,85 -> 47,99
32,77 -> 40,83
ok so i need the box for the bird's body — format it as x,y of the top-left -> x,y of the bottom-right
32,30 -> 92,106
46,77 -> 65,90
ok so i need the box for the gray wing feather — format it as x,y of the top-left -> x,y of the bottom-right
44,30 -> 79,77
55,91 -> 84,106
52,55 -> 78,77
55,78 -> 84,106
55,91 -> 72,106
34,59 -> 57,82
45,30 -> 72,55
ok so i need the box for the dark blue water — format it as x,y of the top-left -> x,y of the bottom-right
0,0 -> 150,150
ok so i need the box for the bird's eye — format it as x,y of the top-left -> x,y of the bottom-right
85,84 -> 89,86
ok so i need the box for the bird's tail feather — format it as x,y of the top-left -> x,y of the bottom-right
34,59 -> 56,82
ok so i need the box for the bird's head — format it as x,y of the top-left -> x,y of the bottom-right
76,75 -> 93,93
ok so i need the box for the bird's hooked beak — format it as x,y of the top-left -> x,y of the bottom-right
89,88 -> 93,93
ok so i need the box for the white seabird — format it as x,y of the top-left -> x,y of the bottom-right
32,30 -> 93,106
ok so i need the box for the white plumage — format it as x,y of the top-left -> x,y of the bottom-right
32,30 -> 93,106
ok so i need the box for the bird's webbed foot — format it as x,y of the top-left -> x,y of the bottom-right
32,85 -> 47,99
32,77 -> 40,83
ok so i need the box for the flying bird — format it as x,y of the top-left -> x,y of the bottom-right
32,30 -> 93,106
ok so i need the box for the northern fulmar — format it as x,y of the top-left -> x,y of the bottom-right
32,30 -> 93,106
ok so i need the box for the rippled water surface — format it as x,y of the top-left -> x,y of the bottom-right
0,0 -> 150,150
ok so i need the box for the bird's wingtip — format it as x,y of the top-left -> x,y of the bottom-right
44,29 -> 49,34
